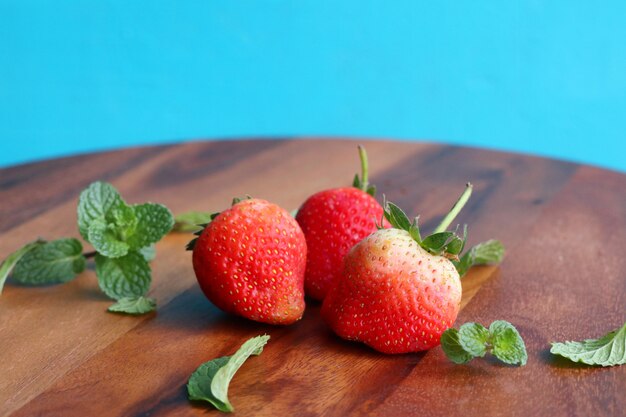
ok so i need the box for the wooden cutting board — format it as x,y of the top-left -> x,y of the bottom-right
0,139 -> 624,417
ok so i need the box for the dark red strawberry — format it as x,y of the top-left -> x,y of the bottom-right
322,184 -> 505,354
296,146 -> 387,300
190,198 -> 307,325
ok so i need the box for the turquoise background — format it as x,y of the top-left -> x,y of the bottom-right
1,1 -> 625,171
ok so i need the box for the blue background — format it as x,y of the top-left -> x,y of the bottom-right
1,1 -> 625,171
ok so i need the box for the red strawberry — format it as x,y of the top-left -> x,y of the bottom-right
190,198 -> 307,325
322,184 -> 505,354
296,146 -> 387,300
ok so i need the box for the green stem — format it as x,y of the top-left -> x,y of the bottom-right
433,183 -> 473,233
358,144 -> 369,191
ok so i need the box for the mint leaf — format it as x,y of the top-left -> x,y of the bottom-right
550,323 -> 626,367
188,335 -> 270,412
0,240 -> 43,294
78,182 -> 141,256
139,245 -> 156,262
490,320 -> 528,365
77,181 -> 125,241
108,296 -> 156,315
79,183 -> 172,258
88,220 -> 130,258
458,322 -> 490,357
173,211 -> 215,232
454,239 -> 505,276
12,238 -> 85,285
125,203 -> 174,249
95,251 -> 151,300
189,357 -> 231,410
440,328 -> 473,364
442,320 -> 526,366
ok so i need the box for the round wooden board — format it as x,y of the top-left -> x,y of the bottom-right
1,139 -> 624,417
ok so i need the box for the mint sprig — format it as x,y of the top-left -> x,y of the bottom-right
550,323 -> 626,367
11,238 -> 85,285
87,219 -> 131,258
77,181 -> 126,241
187,335 -> 270,412
0,181 -> 174,315
78,183 -> 173,258
441,320 -> 527,366
382,184 -> 504,275
0,240 -> 43,294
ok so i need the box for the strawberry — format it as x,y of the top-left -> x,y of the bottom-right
321,184 -> 505,354
296,146 -> 387,300
189,198 -> 307,325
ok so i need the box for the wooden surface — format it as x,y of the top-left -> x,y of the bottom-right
0,139 -> 624,417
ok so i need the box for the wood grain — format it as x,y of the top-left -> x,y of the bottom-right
0,139 -> 624,417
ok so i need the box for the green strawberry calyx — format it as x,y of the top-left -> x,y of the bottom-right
382,183 -> 505,276
184,196 -> 254,251
352,145 -> 377,197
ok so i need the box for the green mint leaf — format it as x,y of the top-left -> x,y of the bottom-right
441,328 -> 474,364
550,323 -> 626,367
490,320 -> 528,365
125,203 -> 174,249
188,335 -> 270,412
12,238 -> 85,285
443,320 -> 527,366
95,251 -> 151,300
108,296 -> 156,315
88,219 -> 130,258
0,240 -> 43,294
188,356 -> 231,411
471,239 -> 505,264
139,245 -> 156,262
108,203 -> 138,237
383,201 -> 412,231
77,181 -> 125,241
173,211 -> 215,232
454,239 -> 505,277
458,322 -> 490,357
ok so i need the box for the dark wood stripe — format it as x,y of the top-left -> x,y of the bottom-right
143,139 -> 286,188
0,145 -> 173,232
